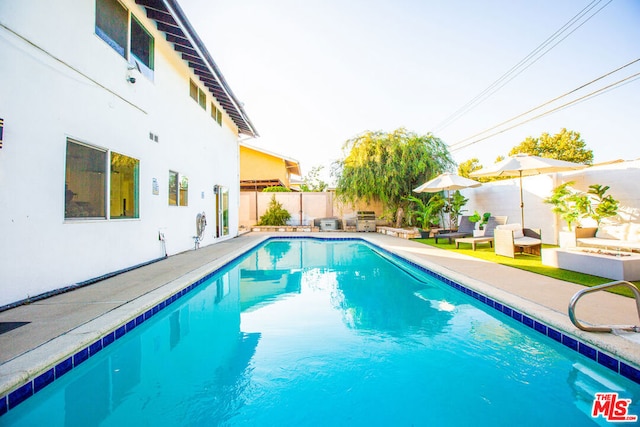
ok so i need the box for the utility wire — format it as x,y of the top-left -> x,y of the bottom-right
449,71 -> 640,153
433,0 -> 612,133
448,58 -> 640,150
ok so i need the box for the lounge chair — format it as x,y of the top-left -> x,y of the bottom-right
494,223 -> 542,258
434,216 -> 475,244
454,216 -> 508,250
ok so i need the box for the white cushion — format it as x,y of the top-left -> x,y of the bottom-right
513,236 -> 541,247
595,223 -> 628,240
497,223 -> 524,239
627,223 -> 640,242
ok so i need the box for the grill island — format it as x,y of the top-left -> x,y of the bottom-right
356,211 -> 376,232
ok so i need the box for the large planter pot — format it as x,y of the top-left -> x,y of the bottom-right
558,230 -> 577,248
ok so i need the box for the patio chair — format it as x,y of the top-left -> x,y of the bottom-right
494,223 -> 542,258
434,216 -> 475,244
454,216 -> 508,250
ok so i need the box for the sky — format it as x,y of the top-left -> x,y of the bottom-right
178,0 -> 640,181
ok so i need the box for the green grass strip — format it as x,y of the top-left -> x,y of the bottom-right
413,238 -> 639,298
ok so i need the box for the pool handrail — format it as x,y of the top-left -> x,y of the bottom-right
568,280 -> 640,333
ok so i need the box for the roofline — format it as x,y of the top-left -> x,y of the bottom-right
158,0 -> 259,137
240,142 -> 300,165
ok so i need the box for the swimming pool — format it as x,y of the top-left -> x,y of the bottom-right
1,238 -> 639,425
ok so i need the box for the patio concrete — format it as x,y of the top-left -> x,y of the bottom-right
1,232 -> 639,398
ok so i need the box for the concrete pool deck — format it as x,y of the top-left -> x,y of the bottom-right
2,232 -> 640,399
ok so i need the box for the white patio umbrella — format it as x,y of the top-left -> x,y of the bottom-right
469,154 -> 586,229
413,172 -> 482,229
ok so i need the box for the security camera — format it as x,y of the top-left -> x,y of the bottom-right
127,76 -> 136,84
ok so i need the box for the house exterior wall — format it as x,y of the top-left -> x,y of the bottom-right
0,0 -> 244,307
239,145 -> 291,187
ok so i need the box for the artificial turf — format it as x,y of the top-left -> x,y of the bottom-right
412,238 -> 639,298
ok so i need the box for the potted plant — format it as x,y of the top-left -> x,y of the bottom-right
405,194 -> 445,238
586,184 -> 619,225
544,182 -> 586,232
447,190 -> 469,231
469,211 -> 491,235
545,182 -> 619,247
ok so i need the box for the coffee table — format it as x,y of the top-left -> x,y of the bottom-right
455,236 -> 494,251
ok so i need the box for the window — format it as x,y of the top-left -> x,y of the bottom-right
130,16 -> 154,78
190,80 -> 198,102
65,140 -> 107,219
110,152 -> 139,218
65,139 -> 141,220
169,172 -> 189,206
211,103 -> 222,126
95,0 -> 154,78
95,0 -> 127,57
190,79 -> 206,110
215,185 -> 229,237
179,176 -> 189,206
168,171 -> 178,206
198,90 -> 207,110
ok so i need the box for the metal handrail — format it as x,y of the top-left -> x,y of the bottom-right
568,281 -> 640,332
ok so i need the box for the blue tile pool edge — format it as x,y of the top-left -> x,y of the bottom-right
1,235 -> 639,417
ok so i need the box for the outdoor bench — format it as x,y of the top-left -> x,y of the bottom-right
575,224 -> 640,253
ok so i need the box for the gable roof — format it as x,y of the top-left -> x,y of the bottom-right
135,0 -> 258,137
240,143 -> 301,176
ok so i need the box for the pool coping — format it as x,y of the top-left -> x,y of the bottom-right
1,233 -> 639,416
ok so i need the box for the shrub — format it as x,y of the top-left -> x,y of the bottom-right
258,195 -> 291,226
262,186 -> 291,192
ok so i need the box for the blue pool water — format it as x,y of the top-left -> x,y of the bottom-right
2,238 -> 639,426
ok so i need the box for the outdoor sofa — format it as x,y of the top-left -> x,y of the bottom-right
494,223 -> 542,258
575,223 -> 640,252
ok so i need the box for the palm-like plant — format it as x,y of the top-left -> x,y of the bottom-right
405,194 -> 445,230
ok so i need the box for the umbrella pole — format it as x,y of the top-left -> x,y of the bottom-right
447,190 -> 453,231
519,172 -> 524,230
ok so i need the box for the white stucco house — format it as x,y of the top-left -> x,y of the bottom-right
0,0 -> 258,308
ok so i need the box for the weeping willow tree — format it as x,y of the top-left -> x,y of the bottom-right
333,128 -> 454,215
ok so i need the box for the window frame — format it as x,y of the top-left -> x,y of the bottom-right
95,0 -> 155,80
168,171 -> 189,207
65,139 -> 108,220
110,151 -> 140,219
211,102 -> 222,126
190,79 -> 208,111
65,139 -> 141,221
168,170 -> 179,206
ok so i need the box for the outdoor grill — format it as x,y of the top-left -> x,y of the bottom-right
319,218 -> 340,231
356,211 -> 376,232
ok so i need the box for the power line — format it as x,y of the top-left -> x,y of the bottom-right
449,71 -> 640,153
448,58 -> 640,150
433,0 -> 612,133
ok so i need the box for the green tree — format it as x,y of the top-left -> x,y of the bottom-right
333,128 -> 454,213
457,158 -> 482,178
300,165 -> 328,192
509,128 -> 593,164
